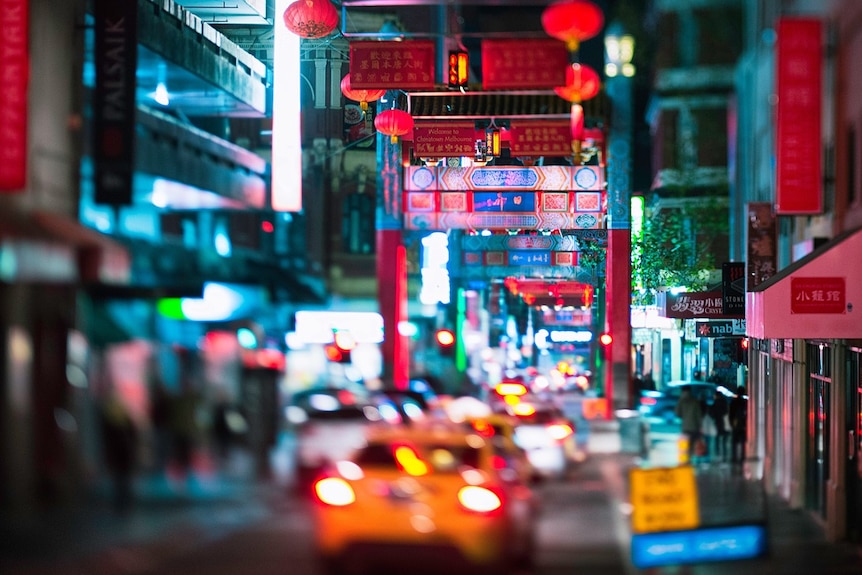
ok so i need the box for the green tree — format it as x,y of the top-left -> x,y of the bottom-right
631,197 -> 728,305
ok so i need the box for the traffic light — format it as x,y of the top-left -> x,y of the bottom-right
448,51 -> 469,88
435,328 -> 456,356
325,330 -> 355,363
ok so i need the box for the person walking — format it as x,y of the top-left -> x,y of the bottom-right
707,389 -> 730,462
675,385 -> 704,463
99,387 -> 138,514
729,385 -> 749,467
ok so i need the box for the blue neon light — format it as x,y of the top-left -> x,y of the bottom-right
631,524 -> 768,569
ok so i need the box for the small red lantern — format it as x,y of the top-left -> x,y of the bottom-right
554,63 -> 601,103
340,74 -> 386,112
374,109 -> 414,144
282,0 -> 338,39
542,0 -> 604,54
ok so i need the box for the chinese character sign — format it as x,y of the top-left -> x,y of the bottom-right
349,41 -> 435,90
790,277 -> 845,314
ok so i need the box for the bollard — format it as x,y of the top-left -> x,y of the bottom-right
678,434 -> 689,465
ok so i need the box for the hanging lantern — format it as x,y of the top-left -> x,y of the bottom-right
553,64 -> 600,159
340,74 -> 385,112
554,63 -> 601,103
282,0 -> 338,39
542,0 -> 604,55
374,109 -> 414,144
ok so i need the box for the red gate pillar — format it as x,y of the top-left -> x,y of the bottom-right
376,119 -> 409,390
606,228 -> 632,409
377,230 -> 409,389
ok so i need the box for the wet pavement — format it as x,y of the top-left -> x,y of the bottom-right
1,421 -> 860,574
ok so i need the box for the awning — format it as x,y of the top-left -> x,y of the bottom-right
0,207 -> 130,284
746,226 -> 862,339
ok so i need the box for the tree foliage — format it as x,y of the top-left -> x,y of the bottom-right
631,197 -> 728,305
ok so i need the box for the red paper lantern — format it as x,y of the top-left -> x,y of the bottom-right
340,74 -> 386,112
282,0 -> 338,39
542,0 -> 604,53
554,63 -> 601,103
374,109 -> 414,144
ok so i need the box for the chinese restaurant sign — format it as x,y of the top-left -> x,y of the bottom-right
94,0 -> 138,205
412,122 -> 476,158
0,0 -> 29,191
349,40 -> 435,90
663,290 -> 744,320
509,121 -> 572,157
790,277 -> 845,314
481,39 -> 567,90
775,18 -> 822,214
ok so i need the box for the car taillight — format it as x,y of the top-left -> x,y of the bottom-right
313,477 -> 355,506
457,485 -> 502,513
640,396 -> 657,406
547,423 -> 573,441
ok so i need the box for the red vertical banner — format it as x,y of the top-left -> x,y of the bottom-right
775,18 -> 822,214
0,0 -> 29,191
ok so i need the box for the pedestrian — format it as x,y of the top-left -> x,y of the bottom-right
675,385 -> 704,463
99,387 -> 138,514
707,390 -> 730,462
729,385 -> 749,466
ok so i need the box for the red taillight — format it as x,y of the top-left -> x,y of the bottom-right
457,485 -> 502,513
547,423 -> 574,441
640,396 -> 657,406
313,477 -> 355,506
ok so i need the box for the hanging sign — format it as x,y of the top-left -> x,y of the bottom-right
662,290 -> 744,320
349,40 -> 435,90
775,18 -> 822,214
93,0 -> 138,205
412,122 -> 476,158
481,39 -> 567,90
0,0 -> 29,191
509,121 -> 572,157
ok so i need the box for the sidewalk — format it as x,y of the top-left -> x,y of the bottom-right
590,418 -> 862,574
0,450 -> 287,573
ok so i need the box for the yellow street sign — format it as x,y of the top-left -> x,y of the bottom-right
629,466 -> 700,534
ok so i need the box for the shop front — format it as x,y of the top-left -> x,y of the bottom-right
746,227 -> 862,542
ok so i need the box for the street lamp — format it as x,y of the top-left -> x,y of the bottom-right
603,20 -> 635,410
605,23 -> 635,78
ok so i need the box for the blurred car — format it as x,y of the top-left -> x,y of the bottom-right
285,385 -> 381,486
310,421 -> 538,575
637,380 -> 736,424
500,399 -> 583,479
464,412 -> 537,484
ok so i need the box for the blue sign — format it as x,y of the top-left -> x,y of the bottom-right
508,250 -> 551,266
473,192 -> 536,212
631,524 -> 768,569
